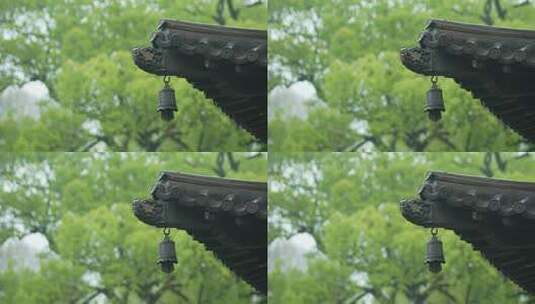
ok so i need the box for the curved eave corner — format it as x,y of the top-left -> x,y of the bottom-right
132,172 -> 267,294
131,20 -> 267,143
400,171 -> 535,294
400,19 -> 535,142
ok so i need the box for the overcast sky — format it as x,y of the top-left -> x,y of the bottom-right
0,81 -> 49,119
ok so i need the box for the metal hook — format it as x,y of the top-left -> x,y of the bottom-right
163,75 -> 171,85
430,227 -> 438,236
163,227 -> 171,236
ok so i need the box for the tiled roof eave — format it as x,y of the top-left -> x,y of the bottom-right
132,172 -> 267,294
400,19 -> 535,142
400,171 -> 535,294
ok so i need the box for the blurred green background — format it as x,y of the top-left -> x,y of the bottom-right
268,0 -> 535,151
0,0 -> 267,152
0,152 -> 267,303
269,152 -> 535,303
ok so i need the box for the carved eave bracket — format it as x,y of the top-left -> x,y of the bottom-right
400,19 -> 535,141
399,199 -> 432,227
132,47 -> 166,75
400,171 -> 535,294
132,20 -> 267,143
132,198 -> 165,226
132,171 -> 267,294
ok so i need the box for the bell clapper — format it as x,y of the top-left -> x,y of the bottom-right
425,76 -> 445,122
425,227 -> 445,273
157,76 -> 178,121
157,227 -> 178,273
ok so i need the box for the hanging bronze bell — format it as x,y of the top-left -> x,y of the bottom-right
157,229 -> 177,273
425,76 -> 445,122
157,76 -> 177,121
425,229 -> 445,273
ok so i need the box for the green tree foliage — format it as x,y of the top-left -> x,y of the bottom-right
268,0 -> 535,151
0,0 -> 267,151
269,152 -> 535,303
0,152 -> 267,303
